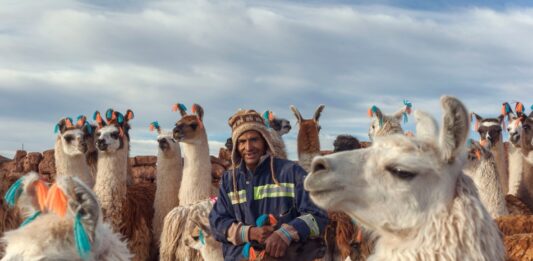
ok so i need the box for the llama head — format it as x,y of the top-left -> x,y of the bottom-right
55,116 -> 93,156
93,109 -> 134,153
290,104 -> 324,153
2,174 -> 122,261
305,96 -> 469,236
182,200 -> 221,258
263,110 -> 292,136
367,101 -> 412,140
150,121 -> 180,157
520,111 -> 533,152
503,102 -> 527,146
471,112 -> 504,148
172,103 -> 206,144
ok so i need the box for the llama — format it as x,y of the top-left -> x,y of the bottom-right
54,116 -> 94,188
1,172 -> 131,261
149,121 -> 183,244
305,96 -> 504,260
463,139 -> 508,218
472,112 -> 509,195
92,109 -> 155,261
367,100 -> 412,140
171,103 -> 214,205
86,122 -> 99,182
263,110 -> 291,159
518,111 -> 533,211
290,104 -> 325,172
160,198 -> 223,261
504,102 -> 527,196
160,103 -> 215,261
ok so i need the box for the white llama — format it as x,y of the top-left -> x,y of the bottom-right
1,172 -> 131,261
367,101 -> 412,140
150,121 -> 183,244
305,96 -> 504,260
54,116 -> 94,188
464,139 -> 508,218
504,102 -> 526,196
92,109 -> 155,261
471,112 -> 509,195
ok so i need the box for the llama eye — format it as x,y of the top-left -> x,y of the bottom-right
64,135 -> 74,143
111,132 -> 119,139
386,166 -> 417,180
190,123 -> 198,130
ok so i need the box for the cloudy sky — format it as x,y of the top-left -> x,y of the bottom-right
1,0 -> 533,160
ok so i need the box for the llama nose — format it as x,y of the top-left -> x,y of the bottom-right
311,157 -> 330,173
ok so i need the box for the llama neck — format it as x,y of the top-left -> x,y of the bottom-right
519,151 -> 533,210
269,129 -> 288,159
464,157 -> 508,218
491,140 -> 509,195
200,240 -> 224,261
508,144 -> 523,196
297,133 -> 320,173
54,138 -> 94,188
179,131 -> 212,205
153,149 -> 183,240
369,174 -> 504,261
93,139 -> 129,232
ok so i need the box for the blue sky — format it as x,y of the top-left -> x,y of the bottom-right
1,0 -> 532,160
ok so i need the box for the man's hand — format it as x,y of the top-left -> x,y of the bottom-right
265,232 -> 289,258
249,225 -> 274,244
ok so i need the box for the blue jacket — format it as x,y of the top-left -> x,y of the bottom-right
209,156 -> 328,261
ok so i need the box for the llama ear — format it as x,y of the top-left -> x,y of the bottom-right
438,96 -> 469,164
502,102 -> 515,122
93,111 -> 106,128
392,108 -> 404,121
125,109 -> 134,122
498,114 -> 505,126
192,104 -> 204,122
414,110 -> 438,142
55,118 -> 67,134
290,105 -> 303,123
470,112 -> 482,131
313,104 -> 325,122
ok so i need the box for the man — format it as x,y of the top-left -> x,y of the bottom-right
209,109 -> 328,261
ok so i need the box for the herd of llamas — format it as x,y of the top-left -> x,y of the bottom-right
0,98 -> 533,261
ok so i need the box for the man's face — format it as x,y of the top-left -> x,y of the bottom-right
237,130 -> 267,170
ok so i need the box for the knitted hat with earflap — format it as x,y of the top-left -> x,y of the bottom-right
228,110 -> 280,200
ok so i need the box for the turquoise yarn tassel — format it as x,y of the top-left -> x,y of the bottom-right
74,212 -> 92,260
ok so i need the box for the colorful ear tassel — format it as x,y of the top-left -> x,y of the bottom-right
367,106 -> 383,127
20,211 -> 41,227
74,212 -> 92,260
199,229 -> 206,246
514,102 -> 524,115
46,184 -> 68,217
172,103 -> 187,113
34,180 -> 49,211
149,121 -> 161,133
4,177 -> 24,207
402,100 -> 413,123
262,111 -> 271,128
105,109 -> 114,122
93,111 -> 104,128
54,123 -> 60,133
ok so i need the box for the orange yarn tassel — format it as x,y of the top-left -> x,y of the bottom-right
356,225 -> 363,243
171,103 -> 179,112
501,104 -> 506,116
516,102 -> 524,114
46,184 -> 68,217
149,124 -> 155,132
34,180 -> 49,212
367,108 -> 373,117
